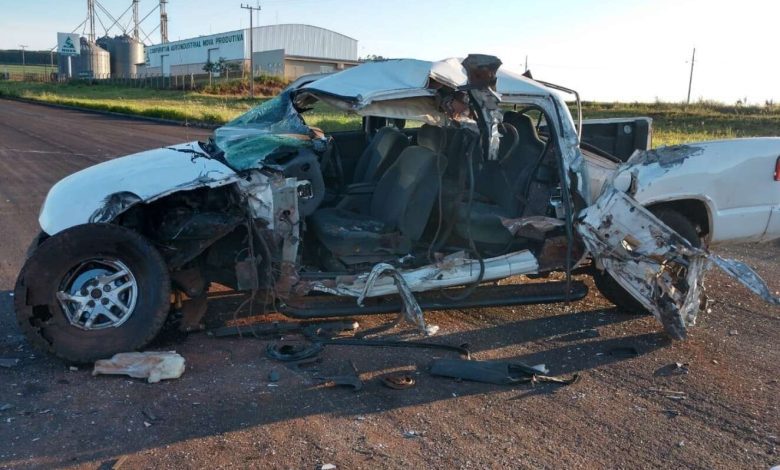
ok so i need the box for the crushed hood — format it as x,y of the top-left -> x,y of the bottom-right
39,142 -> 239,235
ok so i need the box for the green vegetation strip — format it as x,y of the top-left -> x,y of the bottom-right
2,81 -> 780,145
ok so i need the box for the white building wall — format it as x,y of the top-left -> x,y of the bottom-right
145,24 -> 358,76
145,30 -> 246,70
250,24 -> 357,61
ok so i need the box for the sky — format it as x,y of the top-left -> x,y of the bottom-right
1,0 -> 778,103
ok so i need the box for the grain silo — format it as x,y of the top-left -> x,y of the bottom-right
111,35 -> 144,78
72,37 -> 110,79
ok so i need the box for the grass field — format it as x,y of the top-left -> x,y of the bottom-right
0,64 -> 56,75
2,80 -> 779,145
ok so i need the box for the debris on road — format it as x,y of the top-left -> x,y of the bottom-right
403,430 -> 425,438
649,387 -> 688,400
607,347 -> 639,358
380,372 -> 416,390
312,337 -> 471,359
266,342 -> 323,362
0,358 -> 20,368
92,351 -> 186,383
319,464 -> 337,470
268,369 -> 280,382
316,361 -> 363,391
285,356 -> 322,372
0,404 -> 13,412
212,320 -> 358,338
654,362 -> 690,377
429,359 -> 579,386
316,373 -> 363,391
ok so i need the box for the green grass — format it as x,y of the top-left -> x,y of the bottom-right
579,101 -> 780,147
1,64 -> 56,74
0,81 -> 360,131
2,80 -> 780,143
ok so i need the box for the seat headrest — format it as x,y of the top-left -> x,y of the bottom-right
417,124 -> 446,154
503,111 -> 541,144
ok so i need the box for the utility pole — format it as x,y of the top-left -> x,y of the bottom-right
19,45 -> 28,76
132,0 -> 140,40
524,55 -> 528,72
241,3 -> 261,99
160,0 -> 169,43
686,47 -> 696,105
87,0 -> 95,42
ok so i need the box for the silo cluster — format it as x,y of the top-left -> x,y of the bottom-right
59,35 -> 144,79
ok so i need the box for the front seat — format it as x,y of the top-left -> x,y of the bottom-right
453,112 -> 547,248
350,126 -> 409,185
310,146 -> 447,266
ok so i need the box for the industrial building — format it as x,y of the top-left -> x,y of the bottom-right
142,24 -> 359,79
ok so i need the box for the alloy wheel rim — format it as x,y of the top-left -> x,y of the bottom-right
56,258 -> 138,330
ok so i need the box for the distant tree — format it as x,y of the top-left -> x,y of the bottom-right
203,60 -> 215,85
215,58 -> 239,80
361,54 -> 387,62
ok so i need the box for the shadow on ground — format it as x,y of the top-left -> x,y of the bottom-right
0,289 -> 665,468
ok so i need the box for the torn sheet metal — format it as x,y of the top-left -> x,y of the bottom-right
357,263 -> 438,335
709,256 -> 780,306
92,351 -> 186,383
501,216 -> 565,239
578,187 -> 780,338
310,250 -> 538,299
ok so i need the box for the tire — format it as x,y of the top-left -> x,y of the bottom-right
14,224 -> 171,363
592,207 -> 701,315
24,231 -> 48,259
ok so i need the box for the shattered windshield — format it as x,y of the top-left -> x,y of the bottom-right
212,91 -> 314,171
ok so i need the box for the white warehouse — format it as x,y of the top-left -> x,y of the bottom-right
143,24 -> 359,78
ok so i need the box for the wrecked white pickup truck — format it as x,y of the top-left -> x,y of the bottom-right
14,55 -> 780,362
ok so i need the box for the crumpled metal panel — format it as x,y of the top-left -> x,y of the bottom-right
38,142 -> 239,235
579,186 -> 779,338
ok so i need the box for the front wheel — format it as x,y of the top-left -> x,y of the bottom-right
14,224 -> 171,363
592,208 -> 702,315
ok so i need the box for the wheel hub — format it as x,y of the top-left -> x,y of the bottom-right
56,258 -> 138,330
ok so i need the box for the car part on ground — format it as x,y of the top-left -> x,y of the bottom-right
380,372 -> 417,390
429,358 -> 579,386
315,360 -> 363,391
211,320 -> 359,338
92,351 -> 186,383
310,337 -> 471,360
266,342 -> 324,362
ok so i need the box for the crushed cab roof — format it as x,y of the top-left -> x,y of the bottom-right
297,57 -> 556,106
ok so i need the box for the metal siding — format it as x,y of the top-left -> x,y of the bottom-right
251,24 -> 357,61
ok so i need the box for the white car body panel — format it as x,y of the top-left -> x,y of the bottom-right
39,142 -> 239,235
585,138 -> 780,245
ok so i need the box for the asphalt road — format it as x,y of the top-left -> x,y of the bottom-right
0,99 -> 210,287
0,99 -> 778,469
